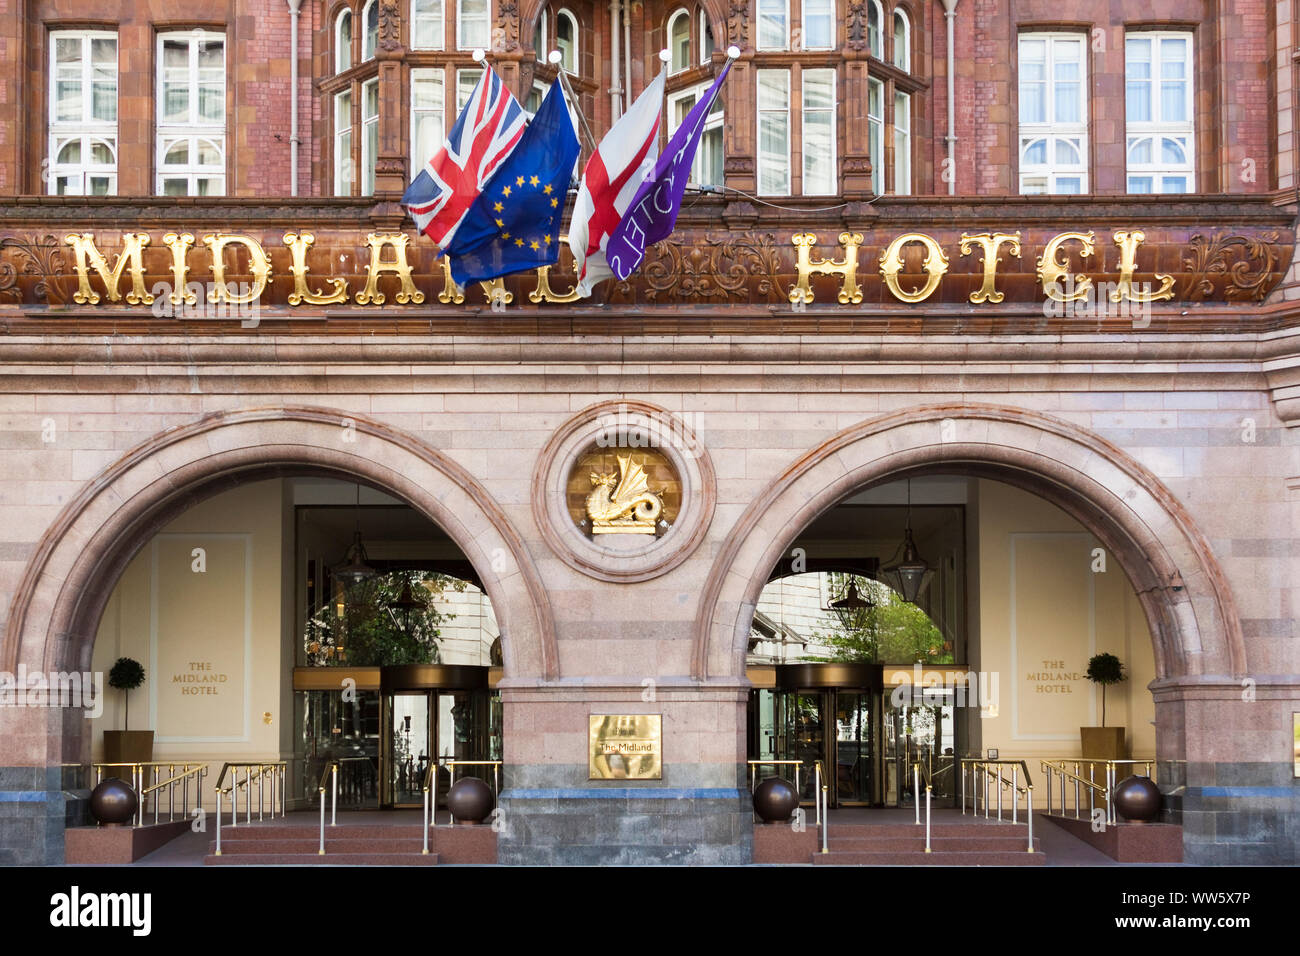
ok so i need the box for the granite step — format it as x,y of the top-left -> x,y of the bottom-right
205,852 -> 439,866
812,849 -> 1046,866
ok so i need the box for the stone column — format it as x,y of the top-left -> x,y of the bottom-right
373,0 -> 408,196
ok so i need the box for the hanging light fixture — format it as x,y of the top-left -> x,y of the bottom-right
333,483 -> 375,587
829,578 -> 874,632
881,478 -> 933,604
392,574 -> 422,635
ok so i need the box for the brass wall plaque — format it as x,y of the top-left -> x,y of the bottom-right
589,715 -> 662,780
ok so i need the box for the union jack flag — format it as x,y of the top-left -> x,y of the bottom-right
402,67 -> 527,252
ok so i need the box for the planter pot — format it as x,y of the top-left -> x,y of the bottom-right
1079,727 -> 1127,759
102,731 -> 154,765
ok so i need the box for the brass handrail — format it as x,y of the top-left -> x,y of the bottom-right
1039,758 -> 1159,823
959,758 -> 1035,852
212,762 -> 287,856
747,758 -> 803,797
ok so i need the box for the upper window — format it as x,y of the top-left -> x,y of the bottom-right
410,69 -> 444,177
362,0 -> 378,60
669,10 -> 691,73
867,0 -> 883,59
802,68 -> 836,194
867,76 -> 883,195
892,9 -> 910,71
556,9 -> 578,72
1018,32 -> 1087,194
893,89 -> 911,193
157,30 -> 226,196
757,0 -> 788,51
804,0 -> 833,50
334,10 -> 353,74
334,89 -> 353,196
757,69 -> 790,193
361,77 -> 379,195
458,0 -> 490,50
667,83 -> 724,186
48,30 -> 118,195
533,11 -> 547,61
411,0 -> 445,50
1125,32 -> 1194,193
700,10 -> 714,63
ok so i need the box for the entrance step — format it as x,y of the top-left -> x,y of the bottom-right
809,821 -> 1045,865
813,848 -> 1045,865
205,852 -> 440,865
201,821 -> 498,864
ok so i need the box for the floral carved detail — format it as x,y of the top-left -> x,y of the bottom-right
493,0 -> 521,52
642,232 -> 786,302
1183,231 -> 1284,303
377,0 -> 402,52
0,235 -> 69,305
846,0 -> 867,51
726,0 -> 749,47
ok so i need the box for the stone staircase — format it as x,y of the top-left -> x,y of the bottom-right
203,821 -> 497,865
810,822 -> 1045,865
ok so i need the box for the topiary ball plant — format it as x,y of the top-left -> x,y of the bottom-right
1085,652 -> 1126,727
107,657 -> 146,732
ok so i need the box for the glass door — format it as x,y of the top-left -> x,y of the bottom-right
384,692 -> 432,807
777,690 -> 827,804
886,697 -> 957,807
832,691 -> 872,805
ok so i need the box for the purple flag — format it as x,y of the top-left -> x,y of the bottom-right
605,60 -> 733,281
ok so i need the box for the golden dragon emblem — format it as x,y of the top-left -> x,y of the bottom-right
585,455 -> 664,534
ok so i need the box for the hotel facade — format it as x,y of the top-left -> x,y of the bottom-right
1,0 -> 1299,866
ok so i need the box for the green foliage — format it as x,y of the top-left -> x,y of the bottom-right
107,657 -> 145,691
1086,652 -> 1126,728
304,570 -> 464,667
1086,652 -> 1126,686
808,574 -> 953,665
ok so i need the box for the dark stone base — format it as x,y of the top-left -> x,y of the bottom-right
496,787 -> 754,865
0,766 -> 89,866
1169,761 -> 1300,865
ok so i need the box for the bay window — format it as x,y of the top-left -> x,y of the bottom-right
411,0 -> 445,50
757,69 -> 790,194
802,69 -> 835,195
458,0 -> 490,50
334,90 -> 353,196
361,78 -> 379,195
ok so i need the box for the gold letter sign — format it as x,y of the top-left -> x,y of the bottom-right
959,232 -> 1022,304
1111,230 -> 1175,303
1037,231 -> 1096,302
283,232 -> 349,305
202,233 -> 272,305
356,233 -> 425,305
879,233 -> 950,303
63,232 -> 153,305
790,232 -> 864,304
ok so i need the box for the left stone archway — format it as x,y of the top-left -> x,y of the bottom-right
5,405 -> 556,682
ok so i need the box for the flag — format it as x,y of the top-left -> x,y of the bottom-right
567,69 -> 667,296
443,80 -> 581,288
402,67 -> 527,251
605,60 -> 733,282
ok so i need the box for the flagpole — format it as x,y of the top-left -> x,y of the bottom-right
550,50 -> 600,154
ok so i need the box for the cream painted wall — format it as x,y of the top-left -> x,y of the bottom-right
90,480 -> 290,803
971,479 -> 1157,762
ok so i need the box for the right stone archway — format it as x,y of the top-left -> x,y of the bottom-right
694,403 -> 1244,686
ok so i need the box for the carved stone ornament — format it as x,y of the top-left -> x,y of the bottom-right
727,0 -> 750,47
0,234 -> 68,304
494,0 -> 522,52
377,0 -> 402,52
585,455 -> 664,534
846,0 -> 867,51
641,232 -> 787,302
1183,230 -> 1283,303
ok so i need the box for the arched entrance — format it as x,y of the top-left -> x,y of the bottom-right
694,403 -> 1244,686
2,406 -> 555,861
694,403 -> 1247,856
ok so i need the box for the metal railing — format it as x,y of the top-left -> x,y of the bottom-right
913,761 -> 932,853
212,762 -> 287,857
959,758 -> 1034,853
93,762 -> 207,827
316,760 -> 338,855
1040,758 -> 1157,824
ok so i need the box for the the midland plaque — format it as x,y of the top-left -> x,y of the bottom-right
589,715 -> 662,780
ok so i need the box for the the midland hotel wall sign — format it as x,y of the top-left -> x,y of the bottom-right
0,221 -> 1288,314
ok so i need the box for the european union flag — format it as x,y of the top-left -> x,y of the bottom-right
444,80 -> 580,288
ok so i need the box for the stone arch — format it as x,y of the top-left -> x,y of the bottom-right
692,403 -> 1245,684
3,405 -> 557,682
